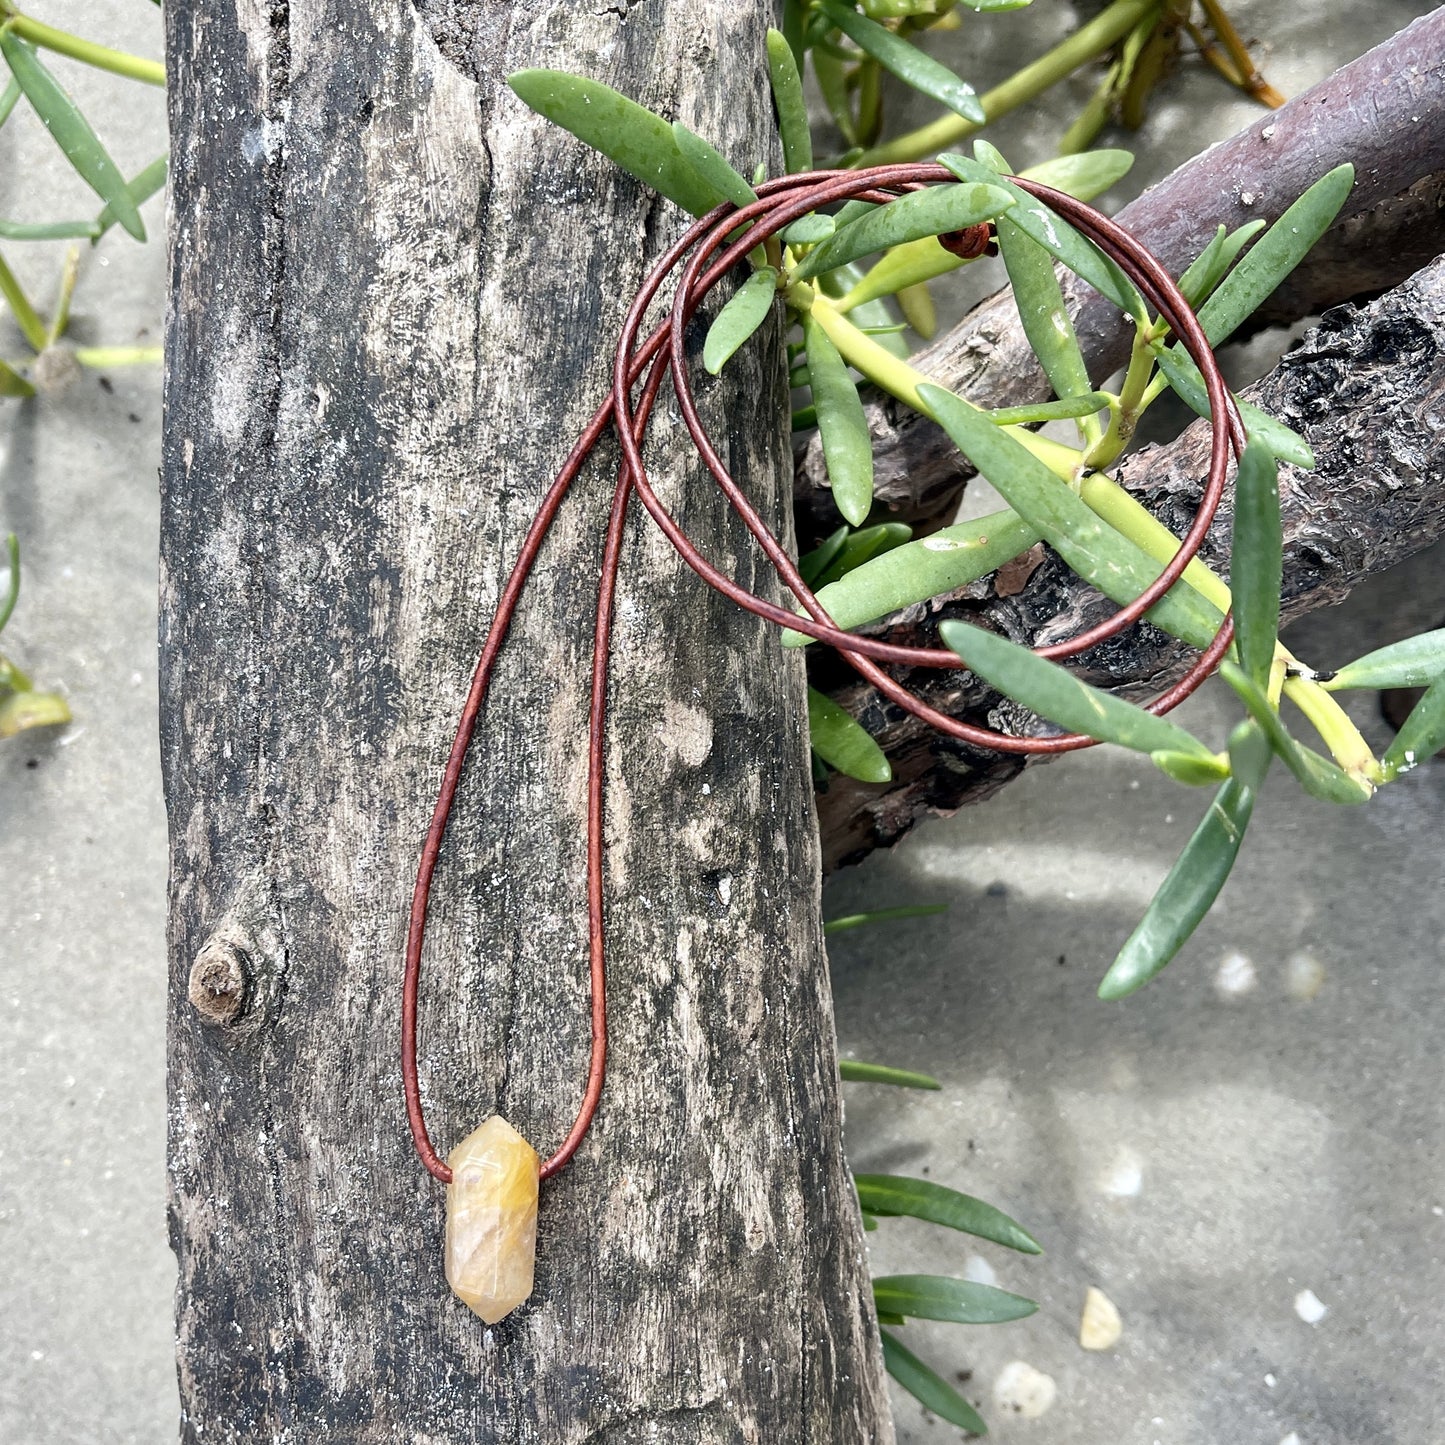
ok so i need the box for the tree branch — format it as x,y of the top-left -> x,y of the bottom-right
816,254 -> 1445,872
797,8 -> 1445,528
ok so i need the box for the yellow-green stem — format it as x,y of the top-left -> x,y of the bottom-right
47,245 -> 79,346
807,291 -> 1082,480
0,653 -> 33,691
1084,321 -> 1161,469
1078,472 -> 1379,779
0,6 -> 165,87
1197,0 -> 1285,108
851,0 -> 1160,168
1283,676 -> 1381,783
73,344 -> 163,367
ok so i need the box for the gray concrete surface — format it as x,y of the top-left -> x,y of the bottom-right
0,4 -> 173,1443
0,3 -> 1439,1443
832,539 -> 1445,1445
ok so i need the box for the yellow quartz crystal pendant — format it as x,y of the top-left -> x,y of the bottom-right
444,1116 -> 540,1324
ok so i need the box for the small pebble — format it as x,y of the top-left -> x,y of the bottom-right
1214,950 -> 1258,999
1079,1287 -> 1123,1351
1098,1146 -> 1143,1198
993,1361 -> 1057,1419
1280,1434 -> 1302,1445
1294,1289 -> 1327,1325
1285,951 -> 1325,1000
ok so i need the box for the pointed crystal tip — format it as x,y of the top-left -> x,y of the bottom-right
444,1115 -> 540,1324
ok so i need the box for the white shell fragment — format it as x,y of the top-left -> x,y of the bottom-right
993,1360 -> 1057,1419
1294,1289 -> 1328,1325
1285,951 -> 1326,1000
1079,1286 -> 1123,1350
1214,950 -> 1258,999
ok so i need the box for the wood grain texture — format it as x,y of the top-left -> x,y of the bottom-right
161,1 -> 892,1439
797,9 -> 1445,529
815,256 -> 1445,871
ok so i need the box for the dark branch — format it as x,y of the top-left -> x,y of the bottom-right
816,254 -> 1445,872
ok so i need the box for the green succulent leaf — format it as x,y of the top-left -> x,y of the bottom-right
1149,345 -> 1314,471
780,213 -> 836,247
1177,220 -> 1265,310
1098,720 -> 1271,1000
0,34 -> 145,240
1151,749 -> 1231,786
0,217 -> 100,240
808,686 -> 891,783
1221,661 -> 1373,804
812,43 -> 857,147
1018,147 -> 1135,202
783,509 -> 1039,646
766,28 -> 813,175
1383,678 -> 1445,778
671,121 -> 758,211
881,1331 -> 989,1436
792,182 -> 1014,281
995,212 -> 1095,409
837,236 -> 971,311
1230,444 -> 1282,688
812,521 -> 913,589
507,70 -> 723,216
825,903 -> 948,934
798,526 -> 850,587
1324,630 -> 1445,692
0,688 -> 71,737
0,74 -> 20,128
975,136 -> 1100,416
0,533 -> 19,632
939,619 -> 1216,759
781,0 -> 807,64
856,1175 -> 1042,1253
874,1274 -> 1039,1325
987,394 -> 1113,427
802,312 -> 875,526
95,153 -> 167,242
920,383 -> 1223,649
939,154 -> 1146,322
1152,167 -> 1354,434
702,267 -> 777,376
1195,165 -> 1354,349
0,357 -> 35,397
820,0 -> 986,124
838,1060 -> 942,1089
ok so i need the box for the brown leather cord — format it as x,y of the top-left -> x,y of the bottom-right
404,166 -> 1245,1185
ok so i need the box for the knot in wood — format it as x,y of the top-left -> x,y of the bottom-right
188,938 -> 251,1027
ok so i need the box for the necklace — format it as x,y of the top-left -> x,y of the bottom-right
402,163 -> 1241,1323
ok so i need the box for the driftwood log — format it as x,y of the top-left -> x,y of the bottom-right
161,1 -> 890,1441
814,256 -> 1445,870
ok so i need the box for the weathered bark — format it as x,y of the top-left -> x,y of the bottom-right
798,7 -> 1445,528
162,3 -> 891,1442
816,255 -> 1445,872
